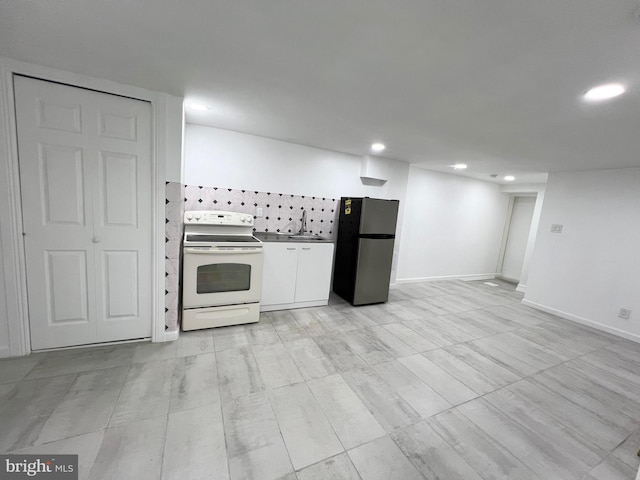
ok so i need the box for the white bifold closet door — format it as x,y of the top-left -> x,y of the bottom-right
14,75 -> 152,350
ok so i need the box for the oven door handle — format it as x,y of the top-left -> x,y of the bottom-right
184,248 -> 263,254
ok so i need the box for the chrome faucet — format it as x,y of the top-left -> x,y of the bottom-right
298,209 -> 307,235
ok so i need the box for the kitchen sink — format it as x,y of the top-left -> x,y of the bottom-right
288,234 -> 326,240
254,232 -> 329,242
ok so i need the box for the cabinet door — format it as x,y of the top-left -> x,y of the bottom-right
295,244 -> 334,303
261,244 -> 298,306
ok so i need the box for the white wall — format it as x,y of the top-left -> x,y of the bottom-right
0,68 -> 9,357
184,124 -> 411,283
185,124 -> 409,200
185,126 -> 515,285
396,165 -> 509,282
0,62 -> 23,357
0,227 -> 10,357
164,95 -> 185,183
524,168 -> 640,341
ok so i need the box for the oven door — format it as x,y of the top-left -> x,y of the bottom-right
183,247 -> 263,308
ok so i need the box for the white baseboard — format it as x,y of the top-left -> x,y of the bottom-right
396,273 -> 497,284
163,329 -> 179,342
260,299 -> 329,312
496,274 -> 519,284
32,337 -> 149,354
515,283 -> 527,293
522,299 -> 640,344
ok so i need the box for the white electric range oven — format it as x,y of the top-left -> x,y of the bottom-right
182,210 -> 263,331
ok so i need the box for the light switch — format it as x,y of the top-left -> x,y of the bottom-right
256,207 -> 263,217
550,224 -> 563,233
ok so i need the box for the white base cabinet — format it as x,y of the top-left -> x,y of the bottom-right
261,245 -> 298,306
260,243 -> 334,311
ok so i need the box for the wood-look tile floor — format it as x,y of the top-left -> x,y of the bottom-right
1,279 -> 640,479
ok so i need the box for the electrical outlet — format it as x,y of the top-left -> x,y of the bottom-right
618,308 -> 631,320
256,207 -> 263,217
550,224 -> 563,233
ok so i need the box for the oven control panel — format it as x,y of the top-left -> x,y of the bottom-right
184,210 -> 254,226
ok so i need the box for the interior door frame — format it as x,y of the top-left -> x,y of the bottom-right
495,187 -> 545,292
0,56 -> 173,355
495,196 -> 516,279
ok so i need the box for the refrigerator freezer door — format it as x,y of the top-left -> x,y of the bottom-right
359,198 -> 399,235
353,237 -> 394,305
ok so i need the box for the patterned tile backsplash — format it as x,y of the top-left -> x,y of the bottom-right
164,183 -> 340,331
164,181 -> 184,332
184,186 -> 339,236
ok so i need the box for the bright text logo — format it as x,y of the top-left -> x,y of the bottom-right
0,455 -> 77,479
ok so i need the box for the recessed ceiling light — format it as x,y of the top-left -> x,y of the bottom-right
371,143 -> 386,152
504,175 -> 515,181
453,164 -> 467,170
583,83 -> 626,102
187,103 -> 210,111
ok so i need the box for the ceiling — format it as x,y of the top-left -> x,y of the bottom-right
1,1 -> 639,184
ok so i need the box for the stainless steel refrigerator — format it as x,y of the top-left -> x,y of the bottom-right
333,197 -> 399,306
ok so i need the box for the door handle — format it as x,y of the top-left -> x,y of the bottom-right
92,236 -> 100,243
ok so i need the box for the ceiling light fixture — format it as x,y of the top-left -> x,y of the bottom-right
371,143 -> 386,152
453,164 -> 467,170
187,103 -> 210,111
583,83 -> 626,102
504,175 -> 515,181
